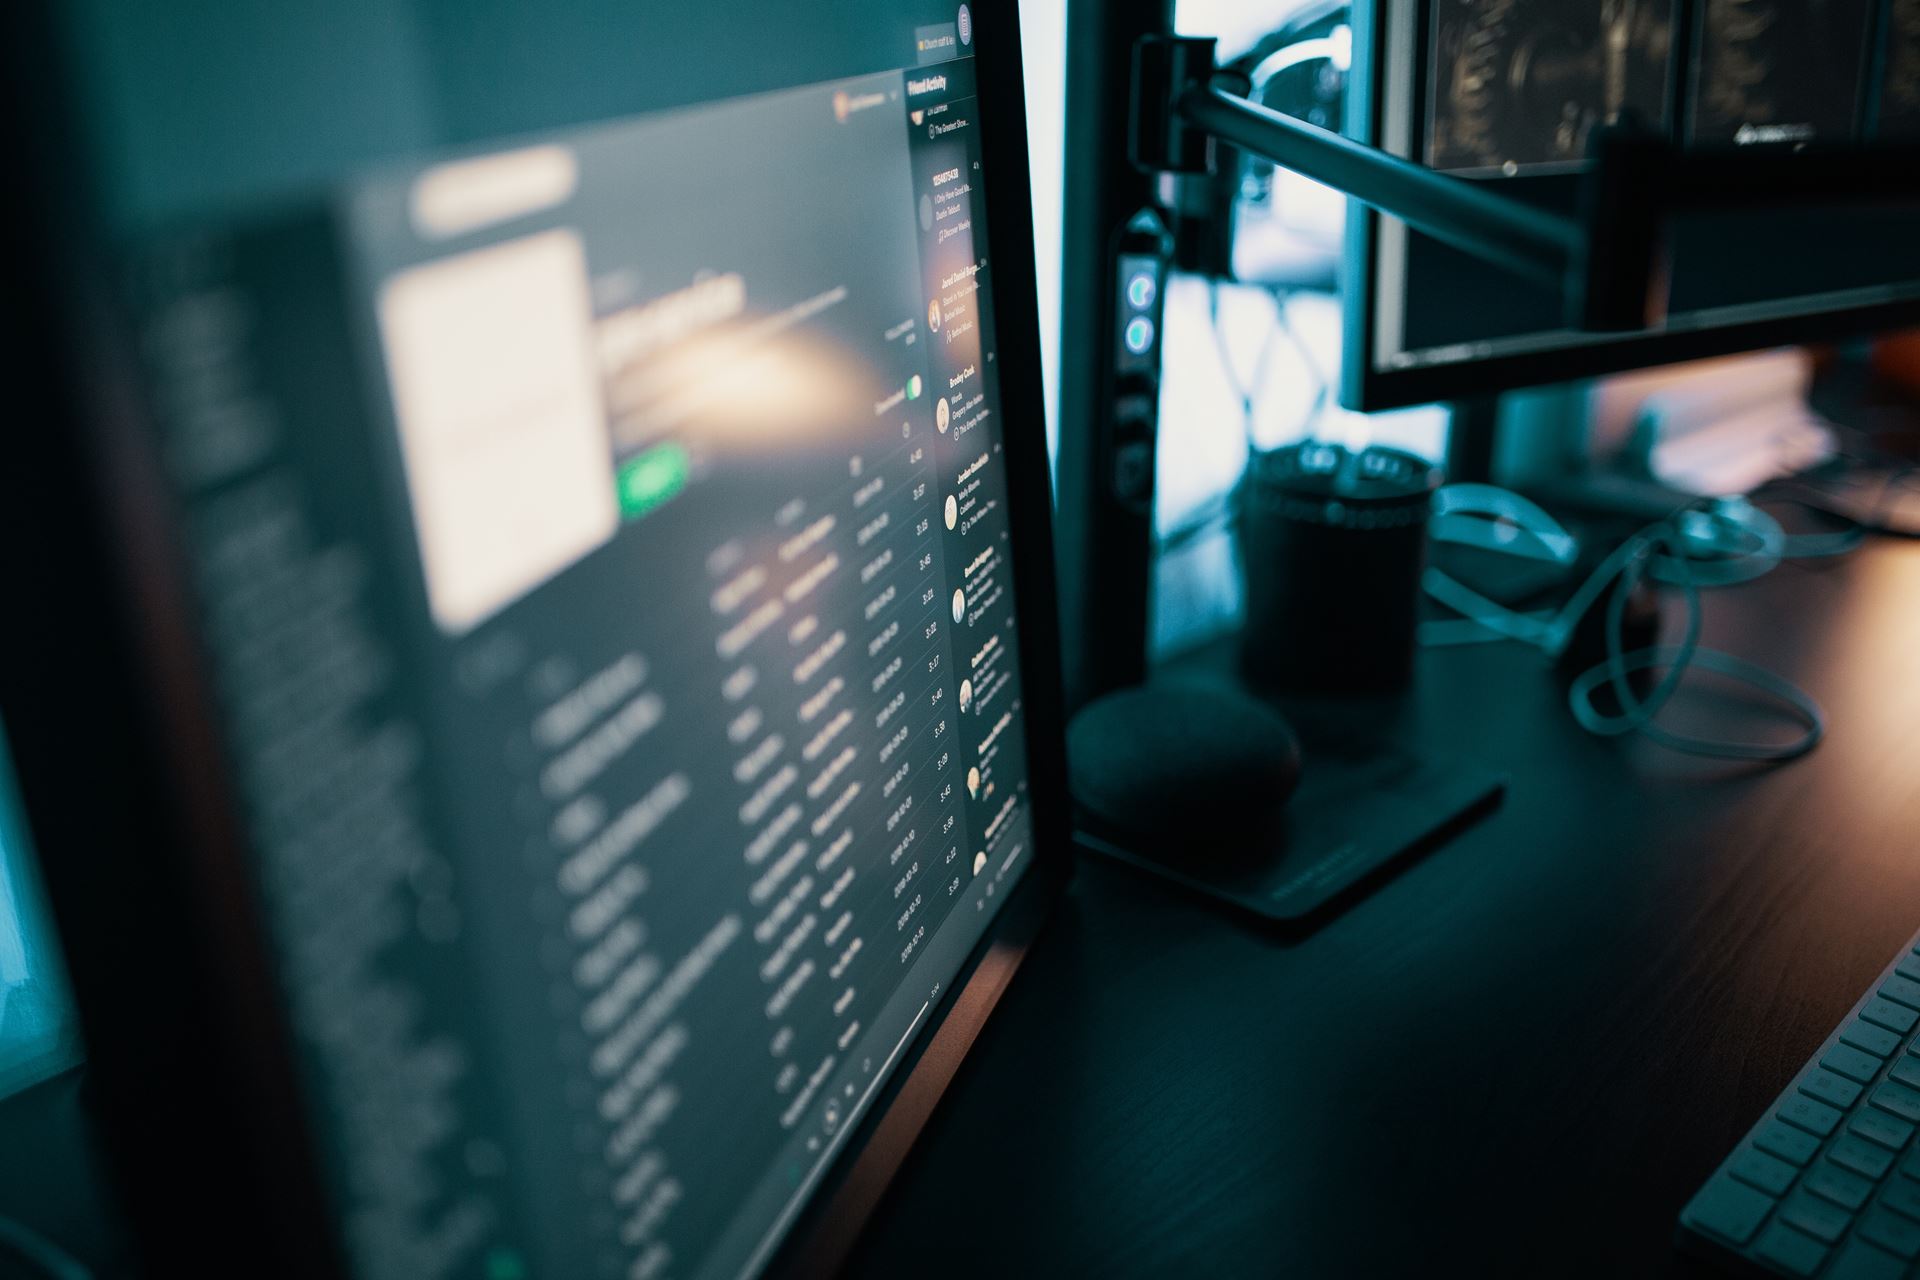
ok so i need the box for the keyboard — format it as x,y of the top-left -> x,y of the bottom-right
1680,928 -> 1920,1278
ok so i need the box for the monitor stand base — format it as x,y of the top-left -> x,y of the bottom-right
1068,681 -> 1504,929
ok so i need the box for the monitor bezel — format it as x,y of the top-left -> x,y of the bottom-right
1341,0 -> 1920,412
0,0 -> 1072,1272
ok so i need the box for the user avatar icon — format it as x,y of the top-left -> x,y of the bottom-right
967,767 -> 981,799
952,588 -> 966,625
958,678 -> 972,712
928,298 -> 942,333
944,494 -> 958,530
936,396 -> 951,433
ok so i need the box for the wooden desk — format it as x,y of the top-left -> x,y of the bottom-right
5,539 -> 1917,1277
843,537 -> 1920,1277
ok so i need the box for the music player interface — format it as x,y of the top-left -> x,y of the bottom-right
141,16 -> 1034,1280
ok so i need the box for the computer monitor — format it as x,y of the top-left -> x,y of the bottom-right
1344,0 -> 1920,410
0,1 -> 1068,1276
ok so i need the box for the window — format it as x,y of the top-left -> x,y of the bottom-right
1152,0 -> 1449,655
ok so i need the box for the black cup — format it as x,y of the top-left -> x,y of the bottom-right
1238,442 -> 1442,693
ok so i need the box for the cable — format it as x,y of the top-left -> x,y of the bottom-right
1155,284 -> 1296,556
1568,647 -> 1825,760
1159,490 -> 1234,554
1430,483 -> 1579,563
1423,487 -> 1839,762
1265,288 -> 1331,434
1562,522 -> 1824,761
1206,280 -> 1282,455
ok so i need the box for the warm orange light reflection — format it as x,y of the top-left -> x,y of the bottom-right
600,296 -> 876,457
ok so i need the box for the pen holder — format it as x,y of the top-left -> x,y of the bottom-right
1238,442 -> 1441,693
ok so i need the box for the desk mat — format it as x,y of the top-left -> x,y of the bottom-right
1075,737 -> 1505,927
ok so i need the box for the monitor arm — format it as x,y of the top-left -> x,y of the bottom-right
1132,34 -> 1920,333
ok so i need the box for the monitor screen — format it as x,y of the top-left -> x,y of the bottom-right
1883,0 -> 1920,136
1345,0 -> 1920,409
43,2 -> 1048,1276
1426,0 -> 1677,174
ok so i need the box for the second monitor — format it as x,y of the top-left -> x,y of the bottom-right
1344,0 -> 1920,408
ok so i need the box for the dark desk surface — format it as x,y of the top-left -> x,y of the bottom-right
6,538 -> 1918,1278
842,536 -> 1920,1278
